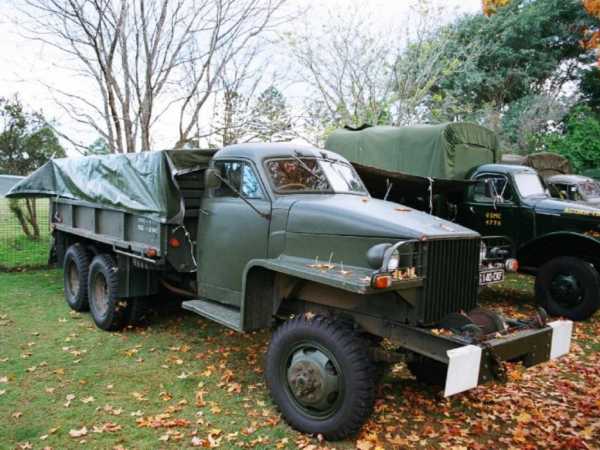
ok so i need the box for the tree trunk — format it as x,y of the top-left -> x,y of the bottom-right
8,199 -> 39,240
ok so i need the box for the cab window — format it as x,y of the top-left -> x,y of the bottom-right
471,175 -> 512,203
549,183 -> 568,200
214,161 -> 264,199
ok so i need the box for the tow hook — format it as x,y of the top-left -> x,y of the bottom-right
532,307 -> 549,328
484,344 -> 507,382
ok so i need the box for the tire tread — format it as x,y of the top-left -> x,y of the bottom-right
535,256 -> 600,321
63,243 -> 91,311
266,315 -> 376,440
88,254 -> 128,331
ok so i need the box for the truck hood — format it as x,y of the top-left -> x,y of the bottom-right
528,197 -> 600,219
286,195 -> 478,239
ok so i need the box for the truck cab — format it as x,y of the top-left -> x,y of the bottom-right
460,164 -> 543,249
461,163 -> 600,320
196,144 -> 481,319
546,174 -> 600,206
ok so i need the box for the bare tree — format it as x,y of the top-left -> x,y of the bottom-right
286,1 -> 480,140
21,0 -> 288,153
286,8 -> 397,131
203,46 -> 266,147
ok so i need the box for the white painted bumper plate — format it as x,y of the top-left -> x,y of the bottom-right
444,345 -> 482,397
548,320 -> 573,359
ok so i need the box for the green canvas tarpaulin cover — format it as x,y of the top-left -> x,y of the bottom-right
325,123 -> 498,181
6,150 -> 215,223
501,152 -> 572,178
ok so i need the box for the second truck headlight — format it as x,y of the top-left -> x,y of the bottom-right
479,242 -> 487,263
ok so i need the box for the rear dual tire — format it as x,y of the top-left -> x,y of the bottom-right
88,254 -> 129,331
63,245 -> 146,330
63,244 -> 91,312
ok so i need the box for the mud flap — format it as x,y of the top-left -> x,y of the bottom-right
444,345 -> 482,397
548,320 -> 573,359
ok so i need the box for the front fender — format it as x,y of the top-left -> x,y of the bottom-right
242,256 -> 375,297
239,256 -> 376,331
517,232 -> 600,270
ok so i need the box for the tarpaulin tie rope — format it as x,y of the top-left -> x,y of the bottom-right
427,177 -> 434,215
384,178 -> 393,201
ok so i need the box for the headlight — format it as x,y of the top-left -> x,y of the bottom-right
387,249 -> 400,271
479,242 -> 487,263
366,243 -> 393,269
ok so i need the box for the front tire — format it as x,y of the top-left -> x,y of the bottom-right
265,315 -> 376,440
88,254 -> 128,331
63,243 -> 91,312
535,257 -> 600,321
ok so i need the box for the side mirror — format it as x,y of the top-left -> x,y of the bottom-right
204,168 -> 222,190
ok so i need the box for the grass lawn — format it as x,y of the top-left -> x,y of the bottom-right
0,198 -> 51,270
1,271 -> 599,449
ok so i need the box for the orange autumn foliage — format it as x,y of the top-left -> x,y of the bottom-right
482,0 -> 511,17
584,0 -> 600,18
583,0 -> 600,62
484,0 -> 600,18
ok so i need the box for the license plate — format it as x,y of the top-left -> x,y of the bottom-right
479,269 -> 504,286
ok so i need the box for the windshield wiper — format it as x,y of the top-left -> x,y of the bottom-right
290,152 -> 324,184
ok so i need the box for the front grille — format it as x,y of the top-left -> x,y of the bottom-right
418,238 -> 480,325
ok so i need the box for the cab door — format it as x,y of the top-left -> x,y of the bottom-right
460,173 -> 521,247
196,160 -> 271,307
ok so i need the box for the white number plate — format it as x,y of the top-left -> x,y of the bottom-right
479,269 -> 504,286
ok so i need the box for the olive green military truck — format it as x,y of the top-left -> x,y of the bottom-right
7,144 -> 572,440
326,124 -> 600,322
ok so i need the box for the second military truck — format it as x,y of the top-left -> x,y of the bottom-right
8,144 -> 572,440
326,124 -> 600,321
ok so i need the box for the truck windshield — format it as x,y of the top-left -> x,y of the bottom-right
265,158 -> 367,194
514,172 -> 547,198
579,181 -> 600,200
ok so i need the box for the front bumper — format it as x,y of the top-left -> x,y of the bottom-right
444,320 -> 573,396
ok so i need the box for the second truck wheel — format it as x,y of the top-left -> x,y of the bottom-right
535,256 -> 600,321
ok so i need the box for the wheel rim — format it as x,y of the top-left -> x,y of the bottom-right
282,341 -> 343,420
550,272 -> 584,307
66,261 -> 80,298
93,273 -> 109,318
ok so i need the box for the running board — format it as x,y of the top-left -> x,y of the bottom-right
182,298 -> 242,332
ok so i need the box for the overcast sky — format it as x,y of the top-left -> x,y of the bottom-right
0,0 -> 482,154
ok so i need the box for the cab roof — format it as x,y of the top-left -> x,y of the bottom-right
473,163 -> 538,176
547,174 -> 594,184
215,143 -> 347,163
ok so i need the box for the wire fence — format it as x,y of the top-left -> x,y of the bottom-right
0,196 -> 52,270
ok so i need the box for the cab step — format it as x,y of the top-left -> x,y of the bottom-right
182,298 -> 242,331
